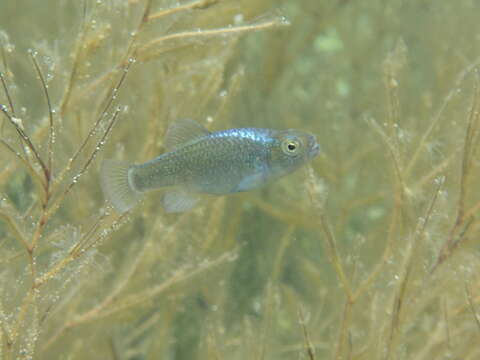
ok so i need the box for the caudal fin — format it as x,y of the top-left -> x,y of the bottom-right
100,159 -> 140,212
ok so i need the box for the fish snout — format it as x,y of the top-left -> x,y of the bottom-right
309,135 -> 321,157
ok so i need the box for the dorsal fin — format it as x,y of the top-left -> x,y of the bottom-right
164,118 -> 210,150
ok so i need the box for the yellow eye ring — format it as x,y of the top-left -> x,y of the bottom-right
281,139 -> 300,155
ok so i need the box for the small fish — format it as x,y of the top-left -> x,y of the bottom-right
101,119 -> 320,213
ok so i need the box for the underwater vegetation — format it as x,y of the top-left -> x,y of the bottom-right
1,0 -> 480,359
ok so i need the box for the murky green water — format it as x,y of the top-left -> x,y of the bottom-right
1,1 -> 480,359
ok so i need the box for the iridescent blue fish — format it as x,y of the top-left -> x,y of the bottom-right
101,119 -> 320,212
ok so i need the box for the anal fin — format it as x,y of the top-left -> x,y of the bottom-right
163,188 -> 200,213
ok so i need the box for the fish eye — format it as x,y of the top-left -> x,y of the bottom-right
281,138 -> 301,155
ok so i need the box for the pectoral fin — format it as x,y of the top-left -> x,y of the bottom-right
232,172 -> 266,192
163,188 -> 200,213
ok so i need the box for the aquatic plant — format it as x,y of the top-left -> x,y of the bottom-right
1,0 -> 480,359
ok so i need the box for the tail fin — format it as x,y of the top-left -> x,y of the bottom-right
100,159 -> 140,212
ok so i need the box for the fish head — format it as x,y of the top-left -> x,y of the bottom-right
268,129 -> 320,177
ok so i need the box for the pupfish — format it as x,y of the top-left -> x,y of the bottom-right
101,119 -> 320,213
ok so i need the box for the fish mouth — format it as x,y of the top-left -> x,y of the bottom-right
309,137 -> 321,157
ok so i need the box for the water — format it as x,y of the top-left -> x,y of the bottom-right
0,1 -> 479,359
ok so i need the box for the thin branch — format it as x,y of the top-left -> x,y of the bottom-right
306,168 -> 353,300
457,70 -> 480,221
147,0 -> 219,22
63,58 -> 133,173
29,50 -> 55,178
71,213 -> 124,257
29,106 -> 120,269
138,18 -> 289,59
319,212 -> 353,300
41,249 -> 235,351
366,117 -> 407,216
465,283 -> 480,333
0,138 -> 45,189
68,214 -> 105,258
258,282 -> 274,360
298,306 -> 315,360
34,213 -> 123,289
0,105 -> 49,185
10,289 -> 36,346
384,178 -> 442,359
415,152 -> 456,189
0,210 -> 30,251
140,0 -> 153,24
335,299 -> 353,360
431,71 -> 480,273
464,200 -> 480,221
45,106 -> 122,224
70,0 -> 149,110
271,225 -> 295,282
443,297 -> 451,350
352,205 -> 399,302
62,106 -> 121,200
385,261 -> 412,360
0,194 -> 36,284
58,0 -> 90,117
406,57 -> 480,177
0,70 -> 15,117
96,249 -> 234,317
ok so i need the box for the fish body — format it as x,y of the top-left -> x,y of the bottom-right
133,128 -> 283,194
101,119 -> 319,213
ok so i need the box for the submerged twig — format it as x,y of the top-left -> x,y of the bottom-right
41,249 -> 236,351
0,209 -> 30,251
298,306 -> 316,360
384,178 -> 443,358
29,50 -> 55,179
465,283 -> 480,333
431,69 -> 480,273
58,0 -> 91,117
335,299 -> 353,360
147,0 -> 220,21
63,58 -> 134,174
406,57 -> 480,177
138,17 -> 289,61
443,297 -> 451,350
0,70 -> 15,117
0,138 -> 44,189
47,106 -> 122,221
0,105 -> 49,189
306,168 -> 353,301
